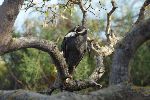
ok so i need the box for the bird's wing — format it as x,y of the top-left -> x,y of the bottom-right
61,37 -> 69,60
74,50 -> 86,68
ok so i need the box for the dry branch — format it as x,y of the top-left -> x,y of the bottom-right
85,0 -> 118,83
78,1 -> 87,26
89,55 -> 105,82
67,0 -> 92,26
106,0 -> 117,42
87,36 -> 117,83
135,0 -> 150,24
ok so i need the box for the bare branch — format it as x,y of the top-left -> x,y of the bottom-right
106,0 -> 117,42
87,37 -> 118,57
87,36 -> 117,83
24,0 -> 36,11
0,37 -> 70,81
135,0 -> 150,24
86,0 -> 92,10
89,56 -> 105,82
78,1 -> 87,26
68,0 -> 87,26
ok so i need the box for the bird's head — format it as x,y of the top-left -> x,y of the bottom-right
75,25 -> 87,35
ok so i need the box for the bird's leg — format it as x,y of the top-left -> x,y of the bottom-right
68,65 -> 75,76
65,65 -> 76,83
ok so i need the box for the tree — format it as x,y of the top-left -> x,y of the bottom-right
0,0 -> 150,99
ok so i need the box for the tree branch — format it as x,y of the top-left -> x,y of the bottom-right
0,84 -> 149,100
0,0 -> 24,45
0,37 -> 70,81
78,1 -> 87,26
106,0 -> 117,42
89,55 -> 105,82
68,0 -> 87,26
63,79 -> 102,91
87,34 -> 119,82
109,18 -> 150,85
40,78 -> 102,94
135,0 -> 150,24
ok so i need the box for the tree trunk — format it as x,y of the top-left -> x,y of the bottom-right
109,18 -> 150,85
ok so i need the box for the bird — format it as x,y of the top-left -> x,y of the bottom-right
61,25 -> 87,76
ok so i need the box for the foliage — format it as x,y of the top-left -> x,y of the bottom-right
74,54 -> 96,80
130,41 -> 150,86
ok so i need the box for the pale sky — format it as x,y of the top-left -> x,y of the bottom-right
0,0 -> 3,5
0,0 -> 143,33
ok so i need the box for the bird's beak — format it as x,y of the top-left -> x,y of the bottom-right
78,28 -> 86,34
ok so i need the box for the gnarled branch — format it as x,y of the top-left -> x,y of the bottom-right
109,18 -> 150,85
0,37 -> 70,81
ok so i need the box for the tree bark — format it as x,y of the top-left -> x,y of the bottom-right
0,37 -> 70,80
0,0 -> 23,46
109,18 -> 150,85
0,84 -> 149,100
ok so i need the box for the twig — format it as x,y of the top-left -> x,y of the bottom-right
135,0 -> 150,24
99,1 -> 107,11
86,0 -> 92,10
24,0 -> 36,11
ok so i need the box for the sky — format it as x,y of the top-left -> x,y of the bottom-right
0,0 -> 2,5
0,0 -> 143,33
